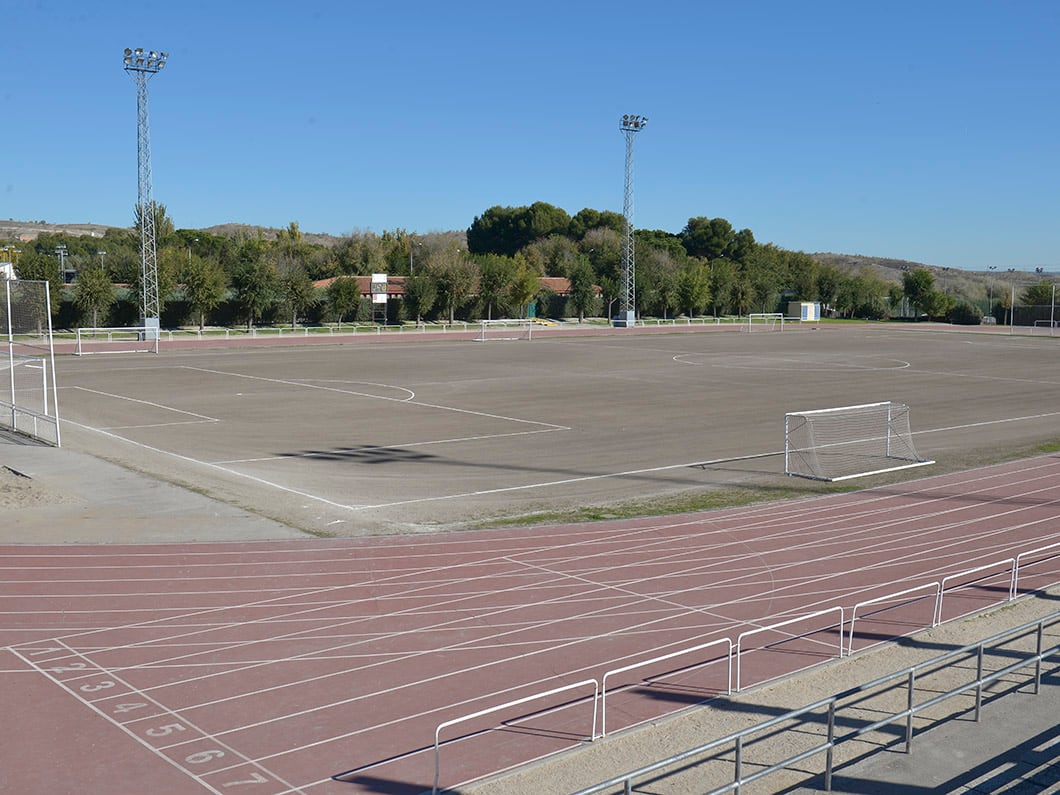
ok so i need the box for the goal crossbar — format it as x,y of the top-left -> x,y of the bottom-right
476,319 -> 534,341
747,313 -> 784,331
75,327 -> 160,355
785,401 -> 934,481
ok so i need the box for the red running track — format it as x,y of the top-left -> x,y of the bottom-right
3,455 -> 1060,795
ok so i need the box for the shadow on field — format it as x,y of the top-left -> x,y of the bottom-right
277,445 -> 437,464
271,444 -> 799,491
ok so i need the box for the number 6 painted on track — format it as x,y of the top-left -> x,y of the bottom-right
186,750 -> 225,765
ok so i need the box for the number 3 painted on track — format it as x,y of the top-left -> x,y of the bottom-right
79,681 -> 115,693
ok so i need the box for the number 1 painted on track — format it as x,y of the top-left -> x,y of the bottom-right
223,772 -> 269,787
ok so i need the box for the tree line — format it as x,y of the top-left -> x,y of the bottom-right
5,200 -> 1036,329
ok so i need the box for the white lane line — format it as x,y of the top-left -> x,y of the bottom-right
113,484 -> 1060,719
8,639 -> 303,794
181,365 -> 569,431
914,410 -> 1060,434
61,418 -> 369,510
69,386 -> 221,422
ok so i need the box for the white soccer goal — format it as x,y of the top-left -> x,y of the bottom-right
785,401 -> 934,481
2,279 -> 61,445
75,326 -> 160,355
477,318 -> 534,342
747,313 -> 784,332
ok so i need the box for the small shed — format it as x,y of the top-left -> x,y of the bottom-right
788,301 -> 821,321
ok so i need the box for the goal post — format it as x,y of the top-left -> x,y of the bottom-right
75,326 -> 160,355
747,313 -> 784,332
2,279 -> 61,445
476,318 -> 534,342
785,401 -> 934,481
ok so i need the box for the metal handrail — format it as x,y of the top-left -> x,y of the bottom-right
600,638 -> 731,737
571,610 -> 1060,795
433,679 -> 598,795
735,606 -> 844,691
849,582 -> 941,655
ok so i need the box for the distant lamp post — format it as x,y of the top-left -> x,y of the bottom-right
987,265 -> 997,316
55,244 -> 69,282
409,241 -> 422,274
123,46 -> 168,339
98,250 -> 106,269
1007,269 -> 1016,330
616,113 -> 648,328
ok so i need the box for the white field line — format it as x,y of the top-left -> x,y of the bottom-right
69,385 -> 221,423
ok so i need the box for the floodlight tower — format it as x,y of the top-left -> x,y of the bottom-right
616,114 -> 647,327
123,47 -> 168,339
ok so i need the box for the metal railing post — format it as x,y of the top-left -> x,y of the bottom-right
825,701 -> 836,791
1035,621 -> 1043,694
975,645 -> 984,721
734,735 -> 743,795
905,670 -> 915,752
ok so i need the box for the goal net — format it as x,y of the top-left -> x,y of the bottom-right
1,279 -> 61,445
747,313 -> 784,332
785,401 -> 933,481
75,326 -> 160,355
477,318 -> 534,342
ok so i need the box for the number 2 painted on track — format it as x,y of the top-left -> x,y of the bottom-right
49,662 -> 89,672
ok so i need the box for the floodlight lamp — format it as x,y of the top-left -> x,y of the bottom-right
135,47 -> 143,55
124,48 -> 132,56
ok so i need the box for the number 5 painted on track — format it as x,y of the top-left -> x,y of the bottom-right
146,723 -> 185,737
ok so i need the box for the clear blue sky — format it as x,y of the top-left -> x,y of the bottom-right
7,0 -> 1060,271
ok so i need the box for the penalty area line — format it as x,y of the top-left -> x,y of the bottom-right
62,419 -> 367,512
353,453 -> 779,511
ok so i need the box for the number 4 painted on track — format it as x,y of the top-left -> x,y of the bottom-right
113,702 -> 148,714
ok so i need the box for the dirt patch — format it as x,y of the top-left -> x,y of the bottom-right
0,465 -> 72,510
